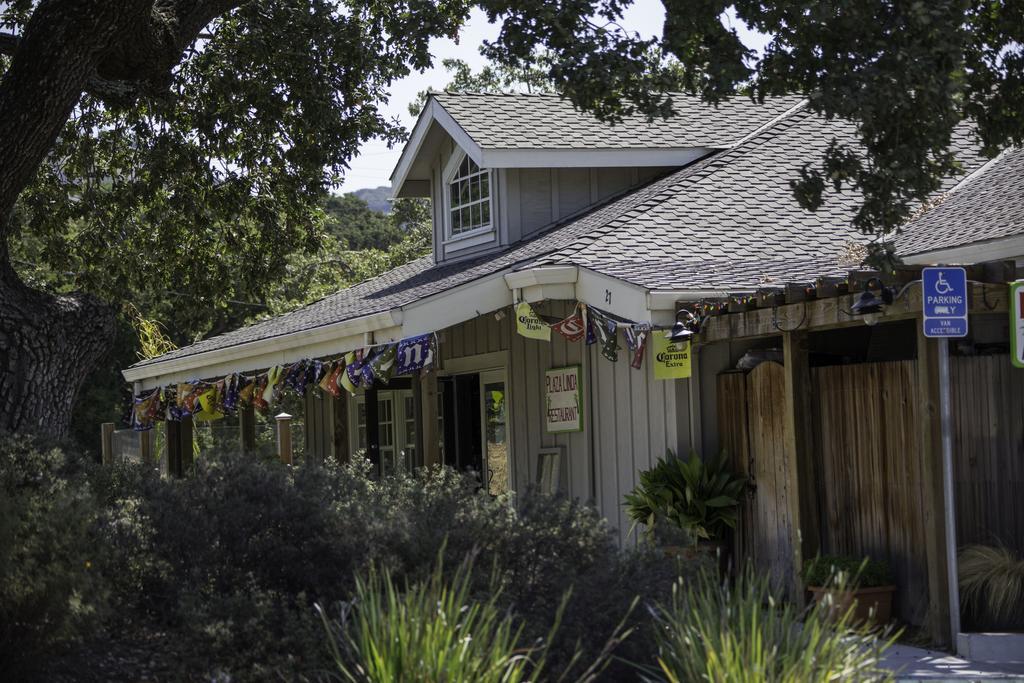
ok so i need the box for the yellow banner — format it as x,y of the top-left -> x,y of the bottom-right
515,302 -> 551,341
652,334 -> 691,380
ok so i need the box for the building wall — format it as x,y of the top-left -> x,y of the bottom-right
441,301 -> 693,543
425,134 -> 671,264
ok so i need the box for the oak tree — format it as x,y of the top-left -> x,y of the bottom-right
1,0 -> 1021,436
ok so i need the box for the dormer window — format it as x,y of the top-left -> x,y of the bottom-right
444,152 -> 493,243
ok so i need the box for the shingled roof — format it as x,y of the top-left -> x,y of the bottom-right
132,98 -> 990,372
896,146 -> 1024,257
432,91 -> 805,150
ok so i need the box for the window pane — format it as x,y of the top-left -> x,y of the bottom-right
481,200 -> 490,225
460,155 -> 469,177
472,203 -> 482,228
467,157 -> 479,174
480,173 -> 489,199
470,176 -> 480,202
459,179 -> 471,204
460,206 -> 471,230
450,209 -> 460,232
449,181 -> 458,204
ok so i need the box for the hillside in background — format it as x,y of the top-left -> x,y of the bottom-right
350,185 -> 392,213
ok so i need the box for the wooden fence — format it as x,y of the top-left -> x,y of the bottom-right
718,354 -> 1024,626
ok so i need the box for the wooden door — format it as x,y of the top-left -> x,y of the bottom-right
718,361 -> 797,598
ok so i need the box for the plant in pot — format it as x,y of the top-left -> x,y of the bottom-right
803,555 -> 896,626
624,450 -> 745,562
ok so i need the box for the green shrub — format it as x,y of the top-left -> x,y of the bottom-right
90,450 -> 679,680
958,544 -> 1024,630
803,555 -> 893,589
649,566 -> 896,683
320,557 -> 563,683
0,433 -> 108,679
624,450 -> 745,543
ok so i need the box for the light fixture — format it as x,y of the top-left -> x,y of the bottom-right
850,277 -> 894,326
667,309 -> 701,341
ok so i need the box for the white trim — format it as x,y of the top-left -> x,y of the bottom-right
479,147 -> 713,169
441,226 -> 496,248
399,273 -> 514,339
902,232 -> 1024,266
438,350 -> 510,376
442,148 -> 496,245
122,309 -> 403,385
646,289 -> 741,309
390,98 -> 486,197
504,266 -> 579,289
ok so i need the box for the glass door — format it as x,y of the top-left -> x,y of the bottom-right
480,370 -> 509,495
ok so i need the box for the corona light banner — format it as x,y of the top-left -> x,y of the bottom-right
652,334 -> 691,380
515,301 -> 551,341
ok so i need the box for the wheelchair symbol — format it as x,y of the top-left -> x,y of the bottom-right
934,273 -> 953,295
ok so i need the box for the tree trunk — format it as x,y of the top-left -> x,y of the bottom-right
0,246 -> 115,437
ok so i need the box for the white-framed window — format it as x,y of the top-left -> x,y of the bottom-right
350,390 -> 416,475
444,153 -> 492,239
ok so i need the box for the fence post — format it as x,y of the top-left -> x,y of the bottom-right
239,404 -> 256,455
139,429 -> 152,465
782,330 -> 820,601
100,422 -> 115,465
276,412 -> 293,465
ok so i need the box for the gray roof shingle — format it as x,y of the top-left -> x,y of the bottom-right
133,98 -> 990,371
433,92 -> 805,150
532,109 -> 987,290
896,147 -> 1024,257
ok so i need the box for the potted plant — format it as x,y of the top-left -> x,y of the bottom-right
624,450 -> 746,561
803,555 -> 896,625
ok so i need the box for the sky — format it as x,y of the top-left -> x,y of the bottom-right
338,0 -> 769,193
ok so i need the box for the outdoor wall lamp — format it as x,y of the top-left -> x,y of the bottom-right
667,309 -> 701,341
851,277 -> 894,326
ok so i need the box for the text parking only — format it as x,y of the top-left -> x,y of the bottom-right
922,267 -> 968,338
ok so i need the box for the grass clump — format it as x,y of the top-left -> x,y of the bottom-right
959,544 -> 1024,630
648,566 -> 896,683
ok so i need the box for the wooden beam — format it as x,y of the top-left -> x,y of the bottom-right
179,416 -> 194,475
365,387 -> 380,475
782,330 -> 820,601
166,419 -> 182,477
276,412 -> 293,465
239,404 -> 256,455
333,391 -> 350,464
421,371 -> 440,467
700,283 -> 1008,343
100,422 -> 115,465
139,428 -> 152,466
411,371 -> 425,469
917,328 -> 953,646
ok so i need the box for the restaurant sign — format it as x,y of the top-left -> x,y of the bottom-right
545,365 -> 583,433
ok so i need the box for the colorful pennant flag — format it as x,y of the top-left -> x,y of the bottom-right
582,304 -> 597,345
551,306 -> 587,342
396,333 -> 434,374
624,324 -> 650,370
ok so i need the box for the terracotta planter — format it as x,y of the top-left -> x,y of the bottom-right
808,585 -> 895,625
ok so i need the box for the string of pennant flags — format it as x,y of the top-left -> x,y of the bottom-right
515,301 -> 654,369
129,332 -> 437,431
130,300 -> 690,431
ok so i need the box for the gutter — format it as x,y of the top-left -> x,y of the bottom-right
122,308 -> 403,383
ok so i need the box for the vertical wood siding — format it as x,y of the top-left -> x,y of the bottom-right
716,355 -> 1023,626
812,361 -> 928,625
950,356 -> 1024,555
443,301 -> 684,544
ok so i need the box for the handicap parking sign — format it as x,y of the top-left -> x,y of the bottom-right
922,267 -> 968,338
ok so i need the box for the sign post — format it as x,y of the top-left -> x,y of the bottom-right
922,267 -> 969,338
1010,281 -> 1024,368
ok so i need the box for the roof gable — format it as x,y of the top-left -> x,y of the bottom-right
391,92 -> 805,196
